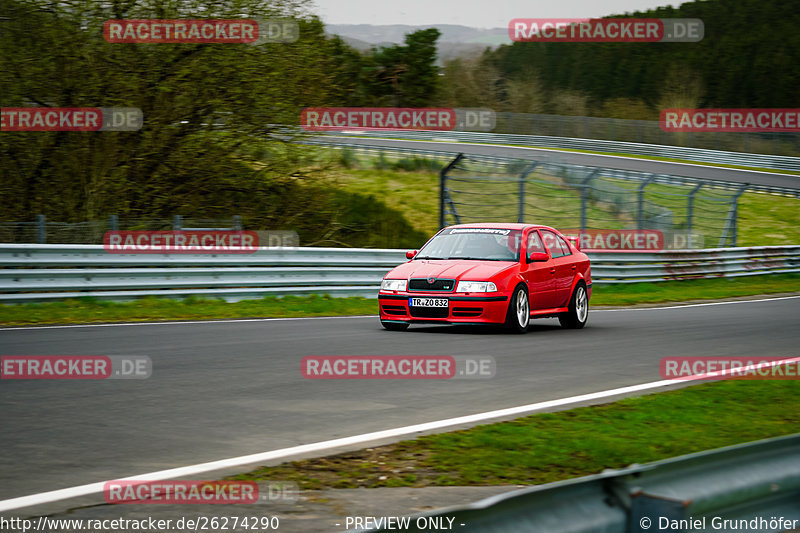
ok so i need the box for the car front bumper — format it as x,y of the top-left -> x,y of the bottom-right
378,291 -> 510,325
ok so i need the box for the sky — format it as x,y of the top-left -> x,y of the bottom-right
309,0 -> 680,28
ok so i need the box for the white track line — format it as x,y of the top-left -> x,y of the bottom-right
3,355 -> 800,513
1,295 -> 797,331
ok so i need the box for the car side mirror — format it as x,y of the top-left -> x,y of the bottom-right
528,252 -> 549,263
406,250 -> 418,259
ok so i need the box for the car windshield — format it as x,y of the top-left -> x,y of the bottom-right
415,228 -> 522,261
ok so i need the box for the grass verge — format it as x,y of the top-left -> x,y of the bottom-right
0,294 -> 376,326
230,379 -> 800,489
588,273 -> 799,306
0,274 -> 797,326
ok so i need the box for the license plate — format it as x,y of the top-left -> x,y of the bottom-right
409,297 -> 448,308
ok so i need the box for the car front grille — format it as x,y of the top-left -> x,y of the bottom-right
409,306 -> 450,318
408,278 -> 455,292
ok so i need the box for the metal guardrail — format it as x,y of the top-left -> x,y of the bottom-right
318,130 -> 800,172
361,433 -> 800,533
0,245 -> 798,303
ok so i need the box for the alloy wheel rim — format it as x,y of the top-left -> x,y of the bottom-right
516,290 -> 529,328
576,287 -> 588,323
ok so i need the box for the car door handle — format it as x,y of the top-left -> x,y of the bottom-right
571,264 -> 577,270
549,268 -> 556,274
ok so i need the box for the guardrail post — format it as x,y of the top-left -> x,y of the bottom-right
439,153 -> 464,229
719,183 -> 749,247
233,215 -> 242,231
172,215 -> 182,231
109,214 -> 119,232
637,176 -> 655,230
36,214 -> 46,244
686,183 -> 703,235
517,163 -> 539,223
580,169 -> 599,231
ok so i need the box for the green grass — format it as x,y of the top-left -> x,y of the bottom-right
0,295 -> 377,326
330,167 -> 441,236
230,379 -> 800,489
0,274 -> 797,326
330,166 -> 629,237
739,192 -> 800,245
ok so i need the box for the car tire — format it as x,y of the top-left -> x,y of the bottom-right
381,320 -> 409,331
559,282 -> 588,329
505,285 -> 530,333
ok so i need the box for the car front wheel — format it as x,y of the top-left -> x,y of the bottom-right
559,283 -> 588,329
505,286 -> 530,333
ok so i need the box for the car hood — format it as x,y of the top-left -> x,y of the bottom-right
387,260 -> 516,281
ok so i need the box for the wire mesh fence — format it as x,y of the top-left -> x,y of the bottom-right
440,153 -> 773,248
3,148 -> 798,248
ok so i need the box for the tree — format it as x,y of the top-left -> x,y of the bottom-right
0,0 -> 337,221
370,28 -> 441,107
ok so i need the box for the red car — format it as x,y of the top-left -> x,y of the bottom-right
378,223 -> 591,333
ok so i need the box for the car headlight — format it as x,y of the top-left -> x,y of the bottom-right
381,279 -> 407,291
455,281 -> 497,293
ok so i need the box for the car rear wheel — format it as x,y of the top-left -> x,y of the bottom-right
505,285 -> 530,333
381,320 -> 409,331
559,283 -> 588,329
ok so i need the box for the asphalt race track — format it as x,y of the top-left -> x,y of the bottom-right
1,296 -> 798,507
312,136 -> 800,190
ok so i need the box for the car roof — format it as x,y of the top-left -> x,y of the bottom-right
444,222 -> 556,232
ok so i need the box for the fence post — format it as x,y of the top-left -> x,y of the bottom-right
637,176 -> 655,230
36,214 -> 46,244
172,215 -> 182,230
439,153 -> 464,229
580,169 -> 600,231
517,163 -> 539,223
719,184 -> 749,247
686,183 -> 703,236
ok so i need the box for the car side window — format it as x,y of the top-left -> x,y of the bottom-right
527,231 -> 546,254
541,230 -> 567,258
556,235 -> 573,257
